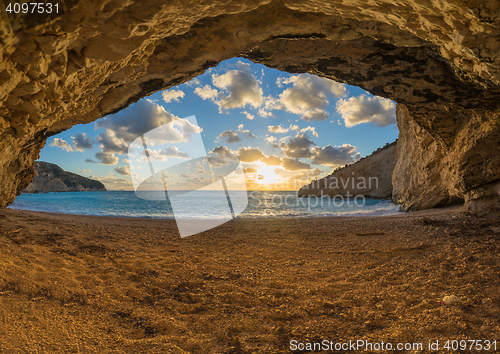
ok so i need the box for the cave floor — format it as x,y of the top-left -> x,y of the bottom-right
0,206 -> 499,353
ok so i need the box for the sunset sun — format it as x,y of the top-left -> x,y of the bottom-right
255,164 -> 281,185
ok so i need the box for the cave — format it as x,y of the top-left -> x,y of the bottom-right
1,0 -> 500,211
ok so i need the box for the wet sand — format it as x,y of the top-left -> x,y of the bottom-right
0,206 -> 499,353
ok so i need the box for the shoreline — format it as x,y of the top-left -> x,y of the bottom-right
0,206 -> 498,353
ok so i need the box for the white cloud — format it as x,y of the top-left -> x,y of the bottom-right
267,124 -> 299,134
71,133 -> 93,151
211,69 -> 263,112
311,144 -> 360,166
281,157 -> 311,171
95,151 -> 119,165
299,126 -> 319,137
162,89 -> 185,103
216,124 -> 254,144
243,167 -> 257,174
185,78 -> 201,87
237,147 -> 266,163
242,111 -> 254,120
207,146 -> 238,168
95,130 -> 128,154
93,175 -> 133,190
50,138 -> 73,152
237,124 -> 255,139
194,85 -> 218,100
261,154 -> 282,166
265,135 -> 277,144
268,124 -> 289,134
114,166 -> 131,175
77,169 -> 92,173
280,133 -> 316,158
217,130 -> 242,144
95,99 -> 181,143
93,100 -> 200,166
293,168 -> 323,180
195,160 -> 208,174
336,94 -> 396,127
278,74 -> 346,121
145,146 -> 190,161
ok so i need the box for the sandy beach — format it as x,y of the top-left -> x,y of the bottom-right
0,206 -> 499,353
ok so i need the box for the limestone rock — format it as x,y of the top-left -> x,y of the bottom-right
22,161 -> 106,193
1,0 -> 500,210
298,143 -> 397,199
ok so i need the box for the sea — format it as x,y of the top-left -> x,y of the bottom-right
9,190 -> 401,219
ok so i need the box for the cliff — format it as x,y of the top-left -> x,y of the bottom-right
298,143 -> 397,199
1,1 -> 500,211
22,161 -> 106,193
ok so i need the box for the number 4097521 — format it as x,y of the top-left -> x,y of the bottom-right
6,2 -> 59,14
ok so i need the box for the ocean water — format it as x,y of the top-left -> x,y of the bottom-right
9,190 -> 401,219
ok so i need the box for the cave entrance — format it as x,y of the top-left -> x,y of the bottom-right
10,58 -> 399,218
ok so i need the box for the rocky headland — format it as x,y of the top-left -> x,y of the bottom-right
22,161 -> 106,193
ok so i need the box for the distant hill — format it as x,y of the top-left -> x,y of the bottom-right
22,161 -> 106,193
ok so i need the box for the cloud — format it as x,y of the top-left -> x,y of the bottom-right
237,147 -> 266,163
299,126 -> 319,137
281,157 -> 311,171
336,94 -> 396,127
194,85 -> 219,100
280,133 -> 316,158
217,130 -> 242,144
261,154 -> 282,166
95,130 -> 129,154
211,68 -> 263,112
237,124 -> 255,139
185,78 -> 201,87
114,166 -> 131,175
243,167 -> 257,174
95,151 -> 119,165
267,124 -> 299,134
216,124 -> 254,144
242,111 -> 254,120
207,146 -> 238,167
311,144 -> 360,166
85,158 -> 97,163
71,133 -> 93,151
77,169 -> 92,173
278,74 -> 346,121
50,138 -> 73,152
293,168 -> 323,180
93,175 -> 133,190
146,146 -> 190,161
95,99 -> 181,143
268,124 -> 289,134
195,161 -> 207,174
265,135 -> 277,144
93,100 -> 201,165
162,89 -> 185,103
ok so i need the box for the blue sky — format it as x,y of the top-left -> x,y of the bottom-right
40,57 -> 398,190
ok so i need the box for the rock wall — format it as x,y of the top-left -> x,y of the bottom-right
22,161 -> 106,193
298,144 -> 396,199
1,0 -> 500,210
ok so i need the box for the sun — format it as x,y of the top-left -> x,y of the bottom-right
255,164 -> 281,185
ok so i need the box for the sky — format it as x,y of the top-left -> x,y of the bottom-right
39,57 -> 399,191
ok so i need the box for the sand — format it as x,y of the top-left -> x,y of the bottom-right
0,206 -> 499,353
